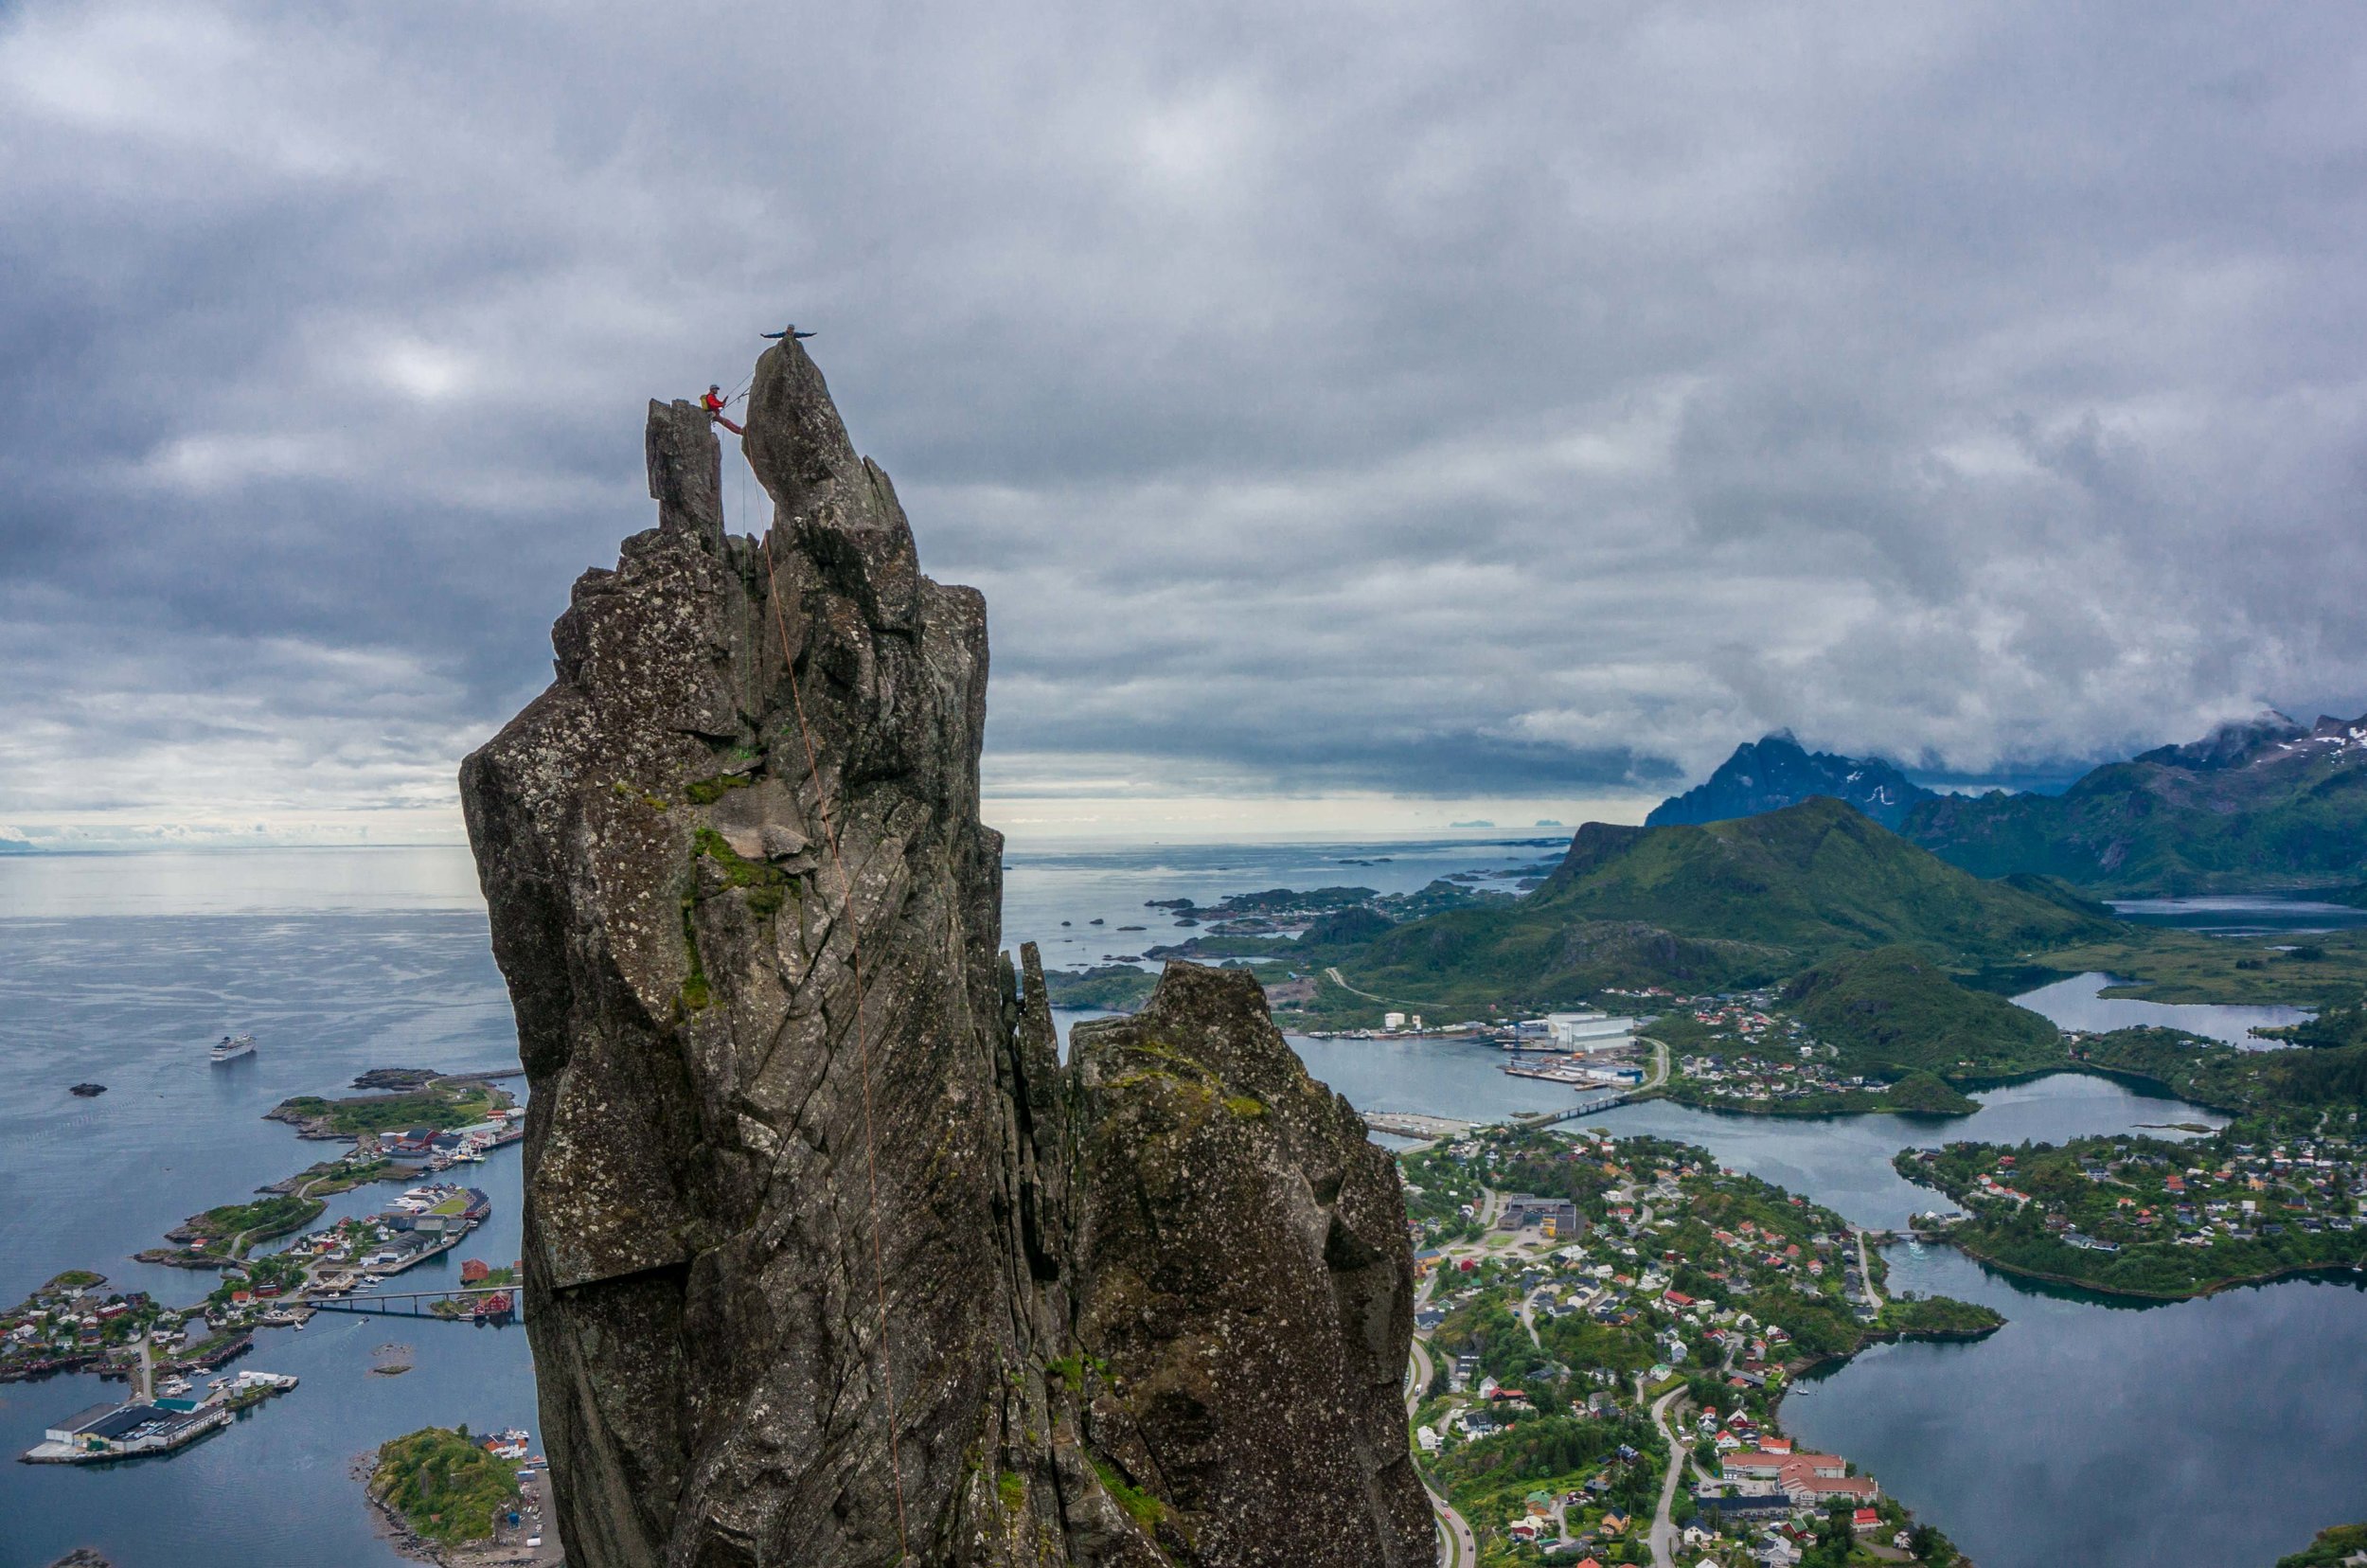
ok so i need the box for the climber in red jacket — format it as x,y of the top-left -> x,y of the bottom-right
703,384 -> 743,436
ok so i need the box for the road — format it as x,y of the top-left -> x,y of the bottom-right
1323,966 -> 1421,1007
1427,1476 -> 1477,1568
1645,1383 -> 1686,1568
1642,1035 -> 1668,1090
1856,1226 -> 1884,1311
1408,1261 -> 1477,1566
1406,1335 -> 1434,1413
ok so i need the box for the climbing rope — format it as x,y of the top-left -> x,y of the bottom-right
756,504 -> 913,1558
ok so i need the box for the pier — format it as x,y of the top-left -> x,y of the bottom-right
1362,1113 -> 1479,1141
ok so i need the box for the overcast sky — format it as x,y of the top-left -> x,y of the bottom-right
4,2 -> 2363,846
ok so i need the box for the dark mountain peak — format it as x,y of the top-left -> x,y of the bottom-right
1646,734 -> 1931,829
2131,709 -> 2307,771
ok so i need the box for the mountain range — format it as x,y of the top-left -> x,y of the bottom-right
1650,712 -> 2367,895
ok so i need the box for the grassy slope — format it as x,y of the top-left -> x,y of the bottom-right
1342,799 -> 2118,1010
1781,946 -> 2067,1079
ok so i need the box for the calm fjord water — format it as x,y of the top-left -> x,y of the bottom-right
1,847 -> 2361,1567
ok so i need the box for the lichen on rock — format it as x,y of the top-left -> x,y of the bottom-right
461,341 -> 1427,1567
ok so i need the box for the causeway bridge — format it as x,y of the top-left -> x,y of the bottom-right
1507,1091 -> 1643,1127
306,1286 -> 522,1323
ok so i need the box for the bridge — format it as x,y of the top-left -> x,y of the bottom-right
306,1286 -> 522,1322
1506,1091 -> 1642,1127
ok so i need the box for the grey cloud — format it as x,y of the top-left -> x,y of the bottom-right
2,0 -> 2363,838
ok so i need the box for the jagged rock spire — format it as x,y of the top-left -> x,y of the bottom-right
460,343 -> 1426,1568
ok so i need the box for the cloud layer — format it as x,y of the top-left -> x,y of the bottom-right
4,1 -> 2364,841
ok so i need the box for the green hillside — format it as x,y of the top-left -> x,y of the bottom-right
1903,721 -> 2367,894
1780,946 -> 2066,1078
1524,800 -> 2116,954
2074,1026 -> 2367,1115
1349,908 -> 1786,1013
1339,798 -> 2118,1010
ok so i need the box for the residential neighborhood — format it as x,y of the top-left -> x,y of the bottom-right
1900,1114 -> 2367,1298
1399,1126 -> 1986,1565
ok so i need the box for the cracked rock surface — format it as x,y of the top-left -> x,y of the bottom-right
461,340 -> 1428,1568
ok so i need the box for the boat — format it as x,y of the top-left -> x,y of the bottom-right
209,1034 -> 256,1064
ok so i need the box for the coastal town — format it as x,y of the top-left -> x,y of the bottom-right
7,1070 -> 528,1476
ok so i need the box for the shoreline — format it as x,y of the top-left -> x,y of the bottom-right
1940,1236 -> 2367,1304
1637,1060 -> 2240,1124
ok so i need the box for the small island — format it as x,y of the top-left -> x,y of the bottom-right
267,1078 -> 511,1141
367,1426 -> 537,1563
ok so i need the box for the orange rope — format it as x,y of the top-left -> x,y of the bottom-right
756,491 -> 912,1558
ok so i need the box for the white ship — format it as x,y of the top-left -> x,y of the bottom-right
209,1033 -> 256,1063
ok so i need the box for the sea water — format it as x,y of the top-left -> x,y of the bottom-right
3,845 -> 2362,1567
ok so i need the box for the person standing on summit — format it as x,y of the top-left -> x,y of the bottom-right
702,384 -> 743,436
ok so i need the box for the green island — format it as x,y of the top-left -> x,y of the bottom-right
1401,1126 -> 1995,1565
267,1080 -> 510,1139
1042,963 -> 1163,1013
268,1152 -> 424,1197
369,1426 -> 523,1547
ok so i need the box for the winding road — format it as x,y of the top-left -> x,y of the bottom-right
1324,966 -> 1430,1009
1645,1383 -> 1686,1568
1855,1226 -> 1883,1311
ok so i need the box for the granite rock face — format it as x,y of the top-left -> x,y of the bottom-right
1068,966 -> 1434,1568
460,341 -> 1427,1568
